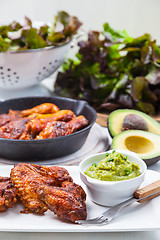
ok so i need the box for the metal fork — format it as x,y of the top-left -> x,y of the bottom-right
76,190 -> 160,225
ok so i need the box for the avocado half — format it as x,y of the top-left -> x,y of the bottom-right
112,130 -> 160,166
107,109 -> 160,138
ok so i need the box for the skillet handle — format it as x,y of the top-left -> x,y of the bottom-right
133,179 -> 160,203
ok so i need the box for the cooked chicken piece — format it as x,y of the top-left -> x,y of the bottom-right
20,110 -> 76,139
0,109 -> 21,127
10,163 -> 72,214
0,177 -> 17,212
0,118 -> 29,139
37,181 -> 87,223
29,109 -> 76,122
36,115 -> 89,139
20,119 -> 44,140
67,115 -> 89,132
21,103 -> 60,117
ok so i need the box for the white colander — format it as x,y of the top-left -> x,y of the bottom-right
0,41 -> 71,90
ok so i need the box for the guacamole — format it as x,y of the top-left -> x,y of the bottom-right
84,151 -> 141,181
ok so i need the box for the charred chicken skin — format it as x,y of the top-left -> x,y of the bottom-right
0,109 -> 21,127
36,115 -> 89,139
20,110 -> 76,140
0,163 -> 88,223
10,163 -> 87,222
38,182 -> 87,223
0,118 -> 29,139
10,163 -> 73,214
0,177 -> 17,212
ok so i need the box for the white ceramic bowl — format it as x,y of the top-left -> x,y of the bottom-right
79,149 -> 147,206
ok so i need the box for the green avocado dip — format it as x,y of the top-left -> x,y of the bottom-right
84,151 -> 141,181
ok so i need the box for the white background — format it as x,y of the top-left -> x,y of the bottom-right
0,0 -> 160,239
1,0 -> 160,41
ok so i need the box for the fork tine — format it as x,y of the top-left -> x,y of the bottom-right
75,215 -> 109,225
75,218 -> 109,225
76,187 -> 160,226
76,215 -> 103,224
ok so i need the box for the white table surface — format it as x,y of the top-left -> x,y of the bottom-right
0,145 -> 160,239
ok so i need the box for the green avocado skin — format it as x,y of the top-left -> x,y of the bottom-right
107,117 -> 114,138
138,156 -> 159,166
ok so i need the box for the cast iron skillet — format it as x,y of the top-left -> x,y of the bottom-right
0,96 -> 97,161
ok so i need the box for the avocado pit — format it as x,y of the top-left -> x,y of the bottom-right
122,114 -> 148,132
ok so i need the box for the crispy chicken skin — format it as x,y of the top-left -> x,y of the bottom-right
0,177 -> 17,212
0,110 -> 21,127
10,163 -> 73,214
29,110 -> 76,122
38,182 -> 87,223
21,103 -> 60,117
20,110 -> 76,140
10,163 -> 87,222
36,115 -> 89,139
0,118 -> 29,139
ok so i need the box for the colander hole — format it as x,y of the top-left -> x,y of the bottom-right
55,60 -> 58,63
8,79 -> 11,82
0,67 -> 3,69
13,72 -> 17,75
38,72 -> 41,75
1,72 -> 3,75
16,76 -> 19,79
7,75 -> 10,77
43,67 -> 46,69
2,77 -> 4,79
7,68 -> 10,71
49,62 -> 52,65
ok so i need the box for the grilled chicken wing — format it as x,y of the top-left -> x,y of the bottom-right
0,118 -> 29,139
0,177 -> 17,212
21,103 -> 60,117
38,182 -> 87,223
0,103 -> 89,140
36,115 -> 89,139
19,119 -> 44,140
10,163 -> 72,214
20,110 -> 76,140
0,110 -> 21,127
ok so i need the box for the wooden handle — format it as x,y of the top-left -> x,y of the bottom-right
133,180 -> 160,203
